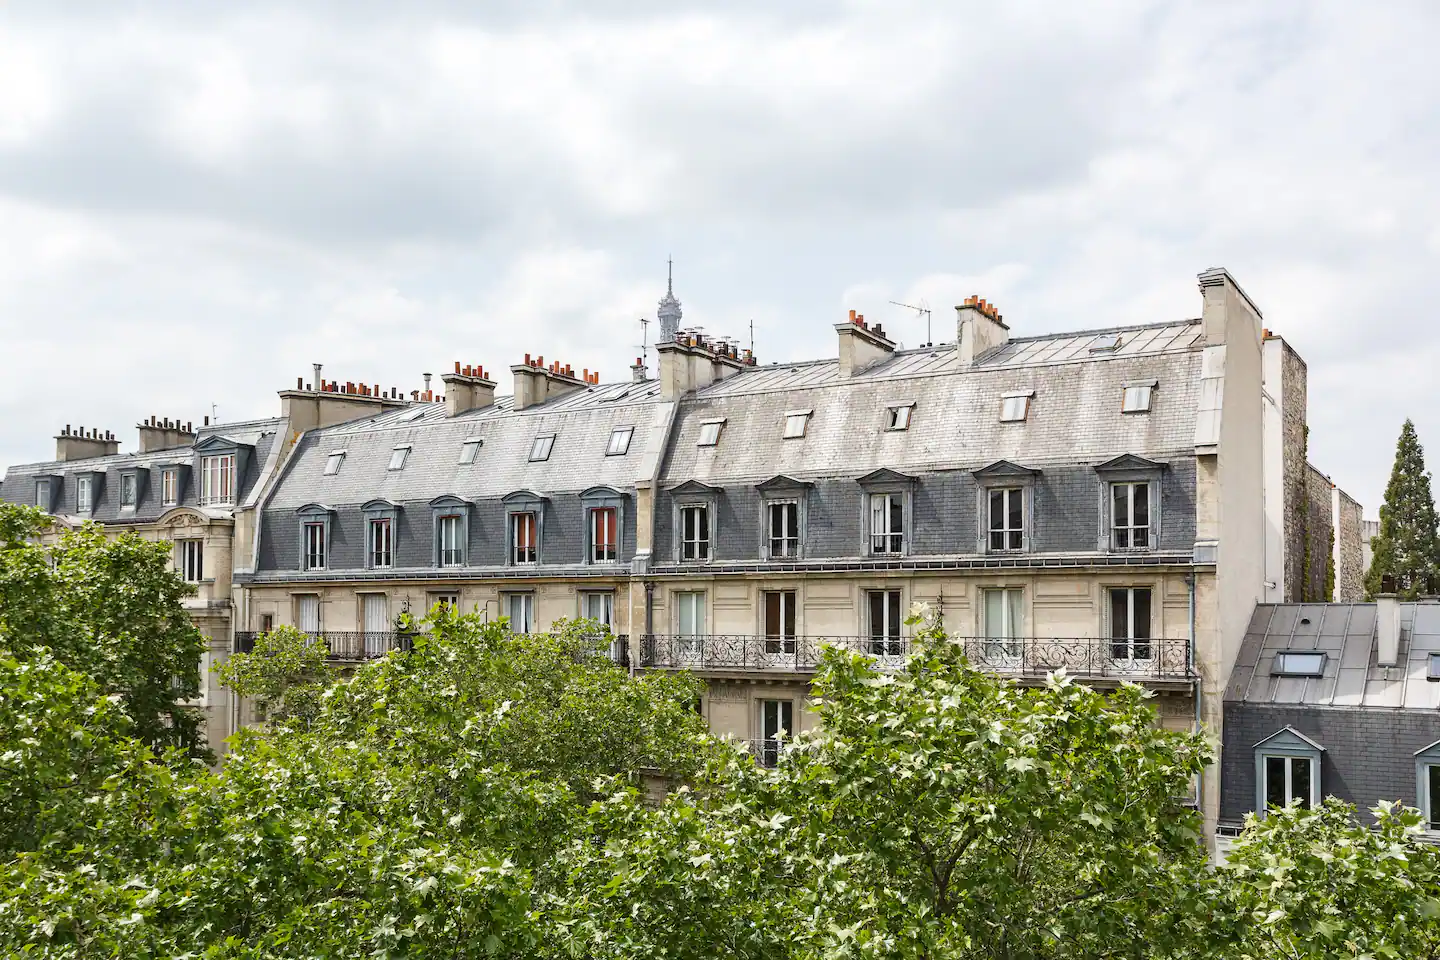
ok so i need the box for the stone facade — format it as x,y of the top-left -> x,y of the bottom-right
1302,463 -> 1335,602
1279,342 -> 1309,602
1334,488 -> 1365,602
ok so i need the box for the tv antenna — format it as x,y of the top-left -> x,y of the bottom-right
749,318 -> 755,356
637,317 -> 650,367
889,299 -> 932,346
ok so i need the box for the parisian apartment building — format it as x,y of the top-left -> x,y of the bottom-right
0,266 -> 1367,835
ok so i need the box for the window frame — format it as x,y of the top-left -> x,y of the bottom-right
1415,740 -> 1440,832
1272,651 -> 1327,678
437,514 -> 465,567
1094,456 -> 1165,552
361,499 -> 400,571
367,516 -> 393,569
756,475 -> 811,562
982,587 -> 1025,659
999,392 -> 1033,423
762,589 -> 798,654
1121,382 -> 1156,414
458,438 -> 483,465
580,486 -> 627,565
580,590 -> 616,630
295,593 -> 322,634
1109,481 -> 1153,551
590,506 -> 619,563
697,419 -> 726,447
199,453 -> 236,506
767,500 -> 801,560
35,478 -> 50,511
605,426 -> 634,457
161,468 -> 179,507
679,503 -> 712,562
387,445 -> 411,472
782,410 -> 812,439
119,472 -> 138,508
857,470 -> 915,559
510,511 -> 539,565
324,451 -> 346,476
429,495 -> 471,568
1107,586 -> 1154,662
866,588 -> 904,657
76,475 -> 93,514
177,539 -> 205,583
528,434 -> 556,462
303,521 -> 327,571
295,503 -> 334,572
675,590 -> 707,638
885,402 -> 915,431
1254,727 -> 1324,815
504,591 -> 536,633
987,487 -> 1026,552
867,492 -> 906,556
502,491 -> 547,566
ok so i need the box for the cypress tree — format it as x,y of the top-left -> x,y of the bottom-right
1364,419 -> 1440,598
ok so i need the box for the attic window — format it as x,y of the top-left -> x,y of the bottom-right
1273,651 -> 1326,678
606,427 -> 634,456
529,434 -> 555,462
1122,385 -> 1154,413
34,479 -> 49,510
388,446 -> 411,471
999,394 -> 1031,423
1429,654 -> 1440,682
887,403 -> 914,431
397,407 -> 426,423
601,388 -> 630,403
458,439 -> 483,465
697,419 -> 725,447
783,410 -> 812,439
1089,334 -> 1123,353
324,451 -> 346,476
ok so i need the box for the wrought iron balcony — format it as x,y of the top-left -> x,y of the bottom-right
639,634 -> 1193,681
232,630 -> 629,666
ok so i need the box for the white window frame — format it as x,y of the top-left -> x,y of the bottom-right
767,500 -> 800,559
1121,384 -> 1154,413
868,492 -> 905,556
367,517 -> 393,569
589,506 -> 619,563
1272,651 -> 1326,677
886,403 -> 914,431
982,587 -> 1024,660
606,427 -> 634,457
161,468 -> 178,506
1110,481 -> 1152,551
999,394 -> 1031,422
988,487 -> 1025,552
296,594 -> 321,634
867,588 -> 904,657
510,511 -> 538,565
1261,753 -> 1318,811
697,419 -> 725,447
762,590 -> 797,655
200,454 -> 235,506
1416,742 -> 1440,832
1107,586 -> 1153,662
758,698 -> 794,767
387,446 -> 410,472
177,539 -> 205,583
782,410 -> 812,439
675,590 -> 707,658
437,514 -> 465,568
581,591 -> 615,629
679,504 -> 711,562
458,439 -> 483,465
35,479 -> 49,510
119,473 -> 137,508
76,476 -> 92,513
303,521 -> 327,571
529,435 -> 555,462
429,593 -> 460,614
505,592 -> 535,633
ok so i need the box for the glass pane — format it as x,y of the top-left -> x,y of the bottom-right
887,591 -> 901,639
1113,484 -> 1129,528
868,591 -> 885,647
1133,484 -> 1149,528
989,489 -> 1003,531
1291,757 -> 1311,809
783,592 -> 796,638
1008,490 -> 1022,532
984,589 -> 1004,639
1265,756 -> 1287,808
1007,590 -> 1023,639
1429,765 -> 1440,830
764,592 -> 781,637
1133,589 -> 1152,639
1109,590 -> 1128,639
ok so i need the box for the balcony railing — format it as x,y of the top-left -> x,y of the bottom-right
233,631 -> 630,666
639,635 -> 1193,680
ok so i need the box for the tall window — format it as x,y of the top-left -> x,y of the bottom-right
680,505 -> 710,561
1111,482 -> 1150,549
763,591 -> 797,655
759,699 -> 793,768
511,512 -> 537,564
438,514 -> 464,567
1263,755 -> 1314,810
582,591 -> 615,629
303,521 -> 327,571
161,469 -> 178,506
297,595 -> 321,634
983,588 -> 1023,659
35,479 -> 49,510
120,474 -> 137,507
590,507 -> 618,562
177,540 -> 204,583
868,589 -> 902,656
368,518 -> 392,568
768,501 -> 800,558
76,476 -> 92,513
200,454 -> 235,506
506,593 -> 535,633
869,493 -> 904,555
676,591 -> 706,658
988,488 -> 1024,551
1108,587 -> 1152,661
361,595 -> 389,657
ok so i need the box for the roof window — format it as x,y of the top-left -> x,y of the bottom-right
1429,654 -> 1440,682
388,445 -> 411,471
1089,333 -> 1123,353
999,393 -> 1032,423
458,439 -> 483,465
1122,385 -> 1154,413
397,407 -> 426,423
529,434 -> 555,462
887,403 -> 914,431
324,451 -> 346,476
1272,651 -> 1326,678
783,410 -> 812,439
601,387 -> 630,403
698,419 -> 725,447
606,426 -> 634,457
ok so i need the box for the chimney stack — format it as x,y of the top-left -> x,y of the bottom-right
956,296 -> 1010,364
510,354 -> 598,410
137,416 -> 198,453
657,329 -> 756,401
278,367 -> 409,433
631,356 -> 649,383
55,425 -> 120,461
836,309 -> 896,377
1376,590 -> 1401,667
441,361 -> 498,417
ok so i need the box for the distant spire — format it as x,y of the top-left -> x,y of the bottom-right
658,258 -> 682,344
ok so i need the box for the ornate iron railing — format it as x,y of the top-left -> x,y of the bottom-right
639,634 -> 1192,680
233,630 -> 629,666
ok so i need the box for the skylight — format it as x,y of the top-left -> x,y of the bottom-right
606,426 -> 634,456
388,445 -> 411,471
783,410 -> 812,439
458,439 -> 483,465
529,435 -> 555,462
397,407 -> 426,423
999,394 -> 1031,422
1273,651 -> 1326,678
1122,385 -> 1154,413
1089,333 -> 1123,353
1429,653 -> 1440,682
600,387 -> 630,403
324,451 -> 346,476
887,403 -> 914,431
697,419 -> 725,447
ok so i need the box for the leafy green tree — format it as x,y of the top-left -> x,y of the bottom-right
0,502 -> 205,754
215,624 -> 337,724
1366,419 -> 1440,598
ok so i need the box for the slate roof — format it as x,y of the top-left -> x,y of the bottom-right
662,320 -> 1202,485
264,385 -> 674,510
0,417 -> 284,524
1227,602 -> 1440,710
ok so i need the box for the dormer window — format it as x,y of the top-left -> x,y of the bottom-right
35,479 -> 49,511
161,468 -> 178,507
1273,651 -> 1326,678
459,439 -> 483,465
120,473 -> 137,508
697,419 -> 725,447
324,451 -> 346,476
606,427 -> 634,457
783,411 -> 812,439
886,403 -> 914,431
200,454 -> 235,505
1111,481 -> 1151,550
1122,384 -> 1154,413
76,476 -> 92,514
529,435 -> 555,462
387,446 -> 411,471
1000,393 -> 1032,423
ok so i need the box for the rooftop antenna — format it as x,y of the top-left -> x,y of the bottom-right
210,403 -> 218,425
637,317 -> 650,367
889,299 -> 932,345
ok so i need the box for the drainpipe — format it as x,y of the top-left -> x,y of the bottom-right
1188,571 -> 1202,809
641,581 -> 654,679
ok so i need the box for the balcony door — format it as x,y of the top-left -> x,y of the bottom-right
1108,587 -> 1153,666
983,588 -> 1024,663
676,591 -> 706,661
867,589 -> 903,657
763,590 -> 797,658
759,698 -> 793,768
297,595 -> 321,635
362,594 -> 388,657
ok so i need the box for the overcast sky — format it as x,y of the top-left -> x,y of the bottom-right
2,2 -> 1437,512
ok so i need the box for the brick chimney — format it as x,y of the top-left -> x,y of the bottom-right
278,365 -> 410,434
54,425 -> 119,461
631,356 -> 649,383
511,355 -> 598,411
441,362 -> 497,417
956,296 -> 1009,363
657,330 -> 756,401
836,309 -> 895,377
136,416 -> 197,453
